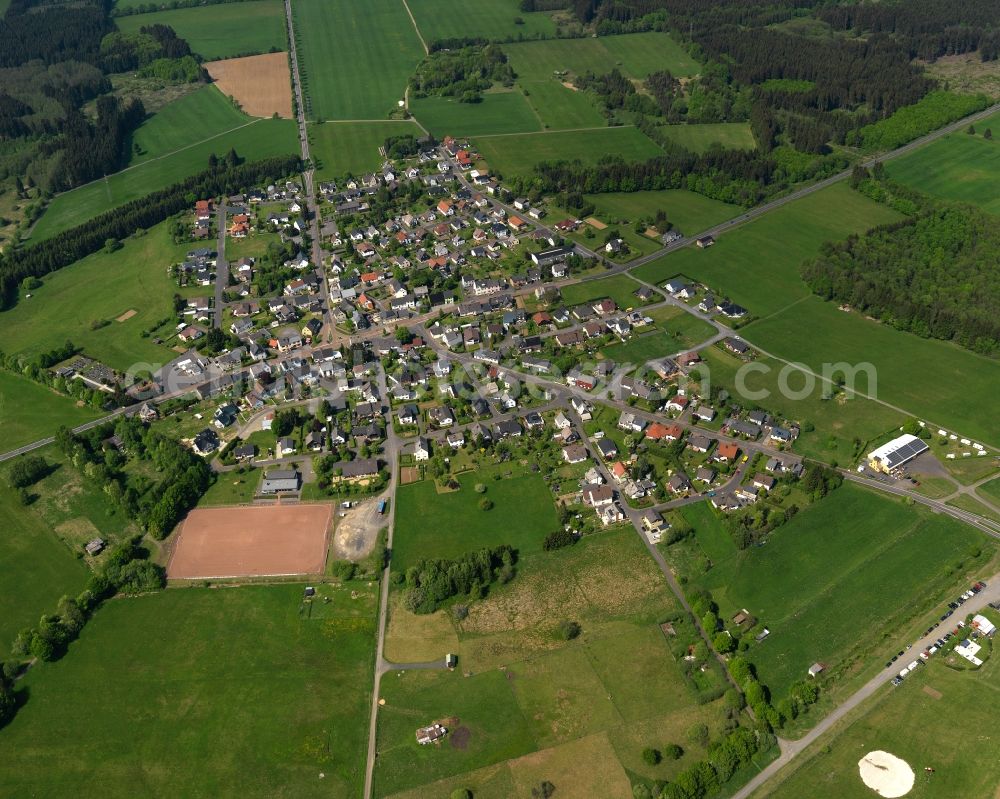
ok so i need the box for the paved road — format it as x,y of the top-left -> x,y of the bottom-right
213,205 -> 228,329
734,574 -> 1000,799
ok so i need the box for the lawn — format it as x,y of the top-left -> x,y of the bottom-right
310,120 -> 424,179
765,655 -> 1000,799
979,476 -> 1000,506
129,85 -> 251,164
560,273 -> 649,309
741,297 -> 1000,447
690,483 -> 992,699
585,189 -> 741,237
655,122 -> 756,153
0,583 -> 376,798
886,116 -> 1000,214
405,0 -> 557,42
0,221 -> 197,370
475,126 -> 662,178
411,90 -> 541,138
31,118 -> 298,241
0,371 -> 101,450
504,33 -> 699,82
518,78 -> 606,130
392,471 -> 560,570
197,469 -> 261,505
116,1 -> 287,60
293,0 -> 424,120
0,482 -> 90,657
631,182 -> 903,317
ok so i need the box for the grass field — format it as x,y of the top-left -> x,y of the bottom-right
377,529 -> 744,797
585,189 -> 740,237
560,273 -> 649,309
886,115 -> 1000,214
116,1 -> 287,60
475,126 -> 662,178
411,90 -> 541,137
688,484 -> 991,699
0,371 -> 101,450
406,0 -> 556,42
504,33 -> 699,82
31,118 -> 297,241
519,79 -> 606,130
129,85 -> 250,164
765,655 -> 1000,799
0,583 -> 376,798
310,120 -> 424,178
1,221 -> 196,369
695,347 -> 906,465
632,182 -> 903,317
197,470 -> 261,506
392,470 -> 560,570
293,0 -> 424,120
655,122 -> 756,153
741,297 -> 1000,447
979,476 -> 1000,505
948,494 -> 1000,524
0,481 -> 90,657
600,306 -> 715,364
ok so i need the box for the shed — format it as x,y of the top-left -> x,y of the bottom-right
808,662 -> 825,678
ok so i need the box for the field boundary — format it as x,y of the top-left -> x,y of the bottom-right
399,0 -> 428,54
476,124 -> 636,139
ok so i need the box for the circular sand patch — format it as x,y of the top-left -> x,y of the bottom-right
858,750 -> 915,798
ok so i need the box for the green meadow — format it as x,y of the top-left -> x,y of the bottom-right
655,122 -> 756,153
585,189 -> 740,236
406,0 -> 557,42
0,584 -> 377,798
1,221 -> 197,370
31,118 -> 297,241
504,33 -> 699,82
631,182 -> 903,317
116,1 -> 288,60
886,116 -> 1000,213
475,126 -> 662,177
0,371 -> 101,450
129,85 -> 251,164
310,120 -> 425,178
687,484 -> 991,699
411,91 -> 541,137
519,79 -> 606,130
294,0 -> 424,120
560,273 -> 649,309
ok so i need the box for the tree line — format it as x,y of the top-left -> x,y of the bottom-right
0,153 -> 301,308
400,545 -> 517,614
803,199 -> 1000,355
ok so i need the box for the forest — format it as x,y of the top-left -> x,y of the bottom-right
0,154 -> 301,307
409,45 -> 515,103
802,203 -> 1000,355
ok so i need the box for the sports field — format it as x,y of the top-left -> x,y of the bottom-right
377,529 -> 753,797
504,33 -> 699,82
585,189 -> 740,236
656,122 -> 756,153
411,91 -> 541,137
168,504 -> 333,578
129,85 -> 252,164
310,120 -> 424,178
560,274 -> 649,309
742,297 -> 1000,447
632,182 -> 903,317
0,481 -> 90,657
0,583 -> 377,798
0,221 -> 197,370
765,654 -> 1000,799
116,1 -> 288,60
475,126 -> 662,178
886,116 -> 1000,213
689,484 -> 992,699
406,0 -> 556,42
205,52 -> 294,118
293,0 -> 424,120
392,470 -> 560,570
0,370 -> 101,450
31,118 -> 297,241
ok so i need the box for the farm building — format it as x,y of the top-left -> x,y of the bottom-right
867,434 -> 929,473
416,723 -> 447,745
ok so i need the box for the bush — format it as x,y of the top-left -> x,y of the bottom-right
479,498 -> 493,511
559,620 -> 581,640
450,790 -> 473,799
331,560 -> 357,581
474,483 -> 487,493
8,456 -> 48,489
642,747 -> 662,765
686,722 -> 709,748
665,743 -> 683,760
542,528 -> 576,551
